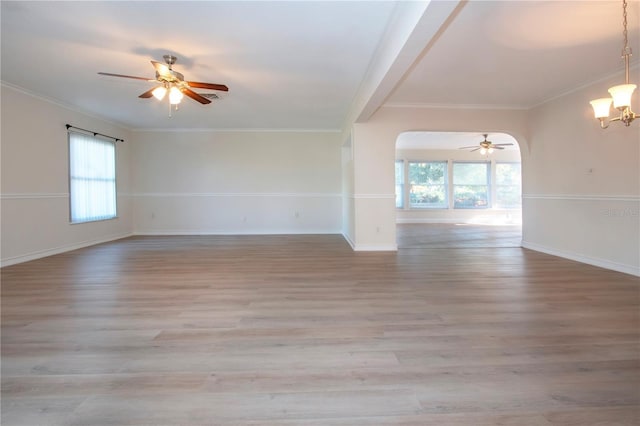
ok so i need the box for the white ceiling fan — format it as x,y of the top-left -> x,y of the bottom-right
458,134 -> 513,155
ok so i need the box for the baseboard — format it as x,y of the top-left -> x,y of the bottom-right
133,230 -> 341,236
352,243 -> 398,252
521,240 -> 640,277
342,232 -> 356,250
338,232 -> 397,251
1,232 -> 133,267
396,218 -> 461,224
396,218 -> 522,225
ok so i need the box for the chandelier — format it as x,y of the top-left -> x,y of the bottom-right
590,0 -> 637,128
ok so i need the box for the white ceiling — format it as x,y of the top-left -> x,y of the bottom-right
388,0 -> 640,108
2,1 -> 639,132
1,1 -> 396,130
396,131 -> 518,151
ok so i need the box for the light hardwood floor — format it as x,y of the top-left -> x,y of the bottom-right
396,223 -> 522,249
1,230 -> 639,425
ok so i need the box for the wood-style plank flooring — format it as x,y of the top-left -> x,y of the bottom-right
396,223 -> 522,249
2,229 -> 639,425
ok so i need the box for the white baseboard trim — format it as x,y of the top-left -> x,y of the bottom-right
342,232 -> 356,250
352,244 -> 398,252
1,232 -> 133,268
396,218 -> 522,225
132,230 -> 342,236
521,240 -> 640,277
396,218 -> 462,224
340,232 -> 397,252
132,192 -> 341,198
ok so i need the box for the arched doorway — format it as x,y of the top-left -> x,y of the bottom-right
394,131 -> 522,249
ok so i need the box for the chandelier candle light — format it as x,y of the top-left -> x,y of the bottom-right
590,0 -> 637,128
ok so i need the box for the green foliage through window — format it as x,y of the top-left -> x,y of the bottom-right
409,162 -> 447,208
395,159 -> 521,210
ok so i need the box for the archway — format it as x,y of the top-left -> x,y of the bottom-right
348,106 -> 529,252
394,131 -> 522,249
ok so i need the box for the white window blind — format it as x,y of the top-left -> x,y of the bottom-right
69,131 -> 117,223
453,162 -> 490,209
395,160 -> 405,209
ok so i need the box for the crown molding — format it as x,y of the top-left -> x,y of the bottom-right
382,102 -> 529,111
1,81 -> 132,130
383,62 -> 640,112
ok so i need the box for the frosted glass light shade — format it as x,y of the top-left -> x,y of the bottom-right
169,87 -> 183,104
152,86 -> 167,100
480,147 -> 487,155
608,84 -> 636,109
488,147 -> 494,154
590,97 -> 612,119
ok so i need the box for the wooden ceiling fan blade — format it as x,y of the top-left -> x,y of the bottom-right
470,147 -> 481,152
493,146 -> 505,150
98,72 -> 152,81
493,143 -> 514,147
182,88 -> 212,104
459,146 -> 478,150
187,81 -> 229,91
138,88 -> 156,98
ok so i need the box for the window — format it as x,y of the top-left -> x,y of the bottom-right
408,161 -> 447,208
69,132 -> 117,223
495,162 -> 522,208
453,162 -> 489,209
395,160 -> 404,208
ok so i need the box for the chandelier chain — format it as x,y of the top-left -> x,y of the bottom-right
622,0 -> 630,53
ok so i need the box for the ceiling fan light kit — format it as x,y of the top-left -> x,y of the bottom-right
590,0 -> 637,128
152,86 -> 167,100
98,54 -> 229,117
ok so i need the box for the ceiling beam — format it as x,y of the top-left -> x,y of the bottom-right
342,0 -> 466,133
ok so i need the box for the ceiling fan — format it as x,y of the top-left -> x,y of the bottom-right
98,55 -> 228,106
459,134 -> 513,155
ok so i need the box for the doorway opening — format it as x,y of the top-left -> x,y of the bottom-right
394,131 -> 522,249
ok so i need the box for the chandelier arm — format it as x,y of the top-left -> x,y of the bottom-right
621,109 -> 637,126
589,0 -> 636,129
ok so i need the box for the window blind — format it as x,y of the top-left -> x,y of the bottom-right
69,131 -> 117,223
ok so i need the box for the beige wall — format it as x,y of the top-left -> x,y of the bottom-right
350,106 -> 528,250
341,134 -> 356,246
3,72 -> 638,276
1,85 -> 133,266
131,130 -> 342,235
523,74 -> 639,275
348,79 -> 639,275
